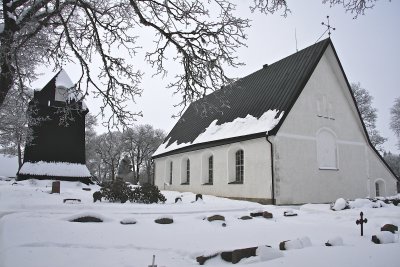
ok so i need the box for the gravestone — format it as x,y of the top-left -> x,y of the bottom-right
262,211 -> 273,219
381,224 -> 398,233
52,181 -> 60,194
207,215 -> 225,222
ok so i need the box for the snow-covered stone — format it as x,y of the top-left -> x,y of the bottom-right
281,237 -> 312,250
256,246 -> 283,261
349,198 -> 373,208
372,232 -> 396,244
325,236 -> 344,246
120,218 -> 137,225
332,198 -> 348,211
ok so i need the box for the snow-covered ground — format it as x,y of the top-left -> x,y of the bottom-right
0,179 -> 399,267
0,154 -> 18,178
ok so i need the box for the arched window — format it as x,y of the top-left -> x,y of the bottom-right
201,151 -> 214,185
186,158 -> 190,184
375,179 -> 386,197
208,155 -> 213,184
235,149 -> 244,183
169,161 -> 173,185
375,182 -> 380,197
181,157 -> 190,185
317,129 -> 338,169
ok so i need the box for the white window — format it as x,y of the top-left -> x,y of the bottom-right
201,151 -> 214,185
168,161 -> 173,185
317,129 -> 338,169
235,150 -> 244,183
186,159 -> 190,184
180,157 -> 190,184
374,179 -> 386,197
227,146 -> 245,183
208,155 -> 214,184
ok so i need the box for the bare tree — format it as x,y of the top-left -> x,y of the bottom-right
0,88 -> 30,167
0,87 -> 47,168
85,112 -> 99,177
351,82 -> 386,152
390,97 -> 400,149
1,1 -> 387,128
322,0 -> 384,18
93,131 -> 123,181
122,125 -> 165,184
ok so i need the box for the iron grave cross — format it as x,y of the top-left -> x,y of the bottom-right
356,212 -> 368,236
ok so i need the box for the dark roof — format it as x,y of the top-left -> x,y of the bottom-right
161,38 -> 331,149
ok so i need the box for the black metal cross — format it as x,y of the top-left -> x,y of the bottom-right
356,212 -> 368,236
321,16 -> 336,37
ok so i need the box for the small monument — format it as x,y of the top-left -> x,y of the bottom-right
116,155 -> 134,183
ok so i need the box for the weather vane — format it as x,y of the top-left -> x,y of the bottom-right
316,16 -> 336,43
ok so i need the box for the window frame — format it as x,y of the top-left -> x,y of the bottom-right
186,158 -> 190,184
234,149 -> 244,183
208,155 -> 213,184
169,161 -> 173,185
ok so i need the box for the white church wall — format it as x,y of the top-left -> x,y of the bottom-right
367,146 -> 398,197
274,45 -> 398,204
154,137 -> 273,201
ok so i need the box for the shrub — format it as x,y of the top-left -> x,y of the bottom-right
100,180 -> 166,204
131,183 -> 166,204
100,179 -> 132,203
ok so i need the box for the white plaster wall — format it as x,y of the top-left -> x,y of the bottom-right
154,137 -> 272,200
367,146 -> 398,197
275,45 -> 398,204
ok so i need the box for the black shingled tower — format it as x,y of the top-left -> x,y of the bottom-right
17,70 -> 92,184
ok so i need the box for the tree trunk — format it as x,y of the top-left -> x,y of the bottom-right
0,1 -> 16,106
17,136 -> 22,169
146,160 -> 151,184
111,160 -> 115,181
135,162 -> 140,184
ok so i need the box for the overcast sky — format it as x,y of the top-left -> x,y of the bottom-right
32,0 -> 400,153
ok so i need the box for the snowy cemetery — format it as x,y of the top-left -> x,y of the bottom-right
0,178 -> 399,267
2,1 -> 400,267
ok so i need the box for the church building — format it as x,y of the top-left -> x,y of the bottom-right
152,38 -> 399,204
17,70 -> 92,184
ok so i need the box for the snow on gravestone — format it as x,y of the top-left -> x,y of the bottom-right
256,246 -> 283,261
332,198 -> 348,211
280,237 -> 312,250
325,236 -> 344,246
371,232 -> 396,244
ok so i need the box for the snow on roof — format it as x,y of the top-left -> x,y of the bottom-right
19,161 -> 91,177
153,109 -> 283,157
53,70 -> 88,109
56,69 -> 74,89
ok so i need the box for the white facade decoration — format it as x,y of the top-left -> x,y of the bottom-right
316,128 -> 338,169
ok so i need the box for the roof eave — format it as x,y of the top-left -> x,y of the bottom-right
152,131 -> 268,159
